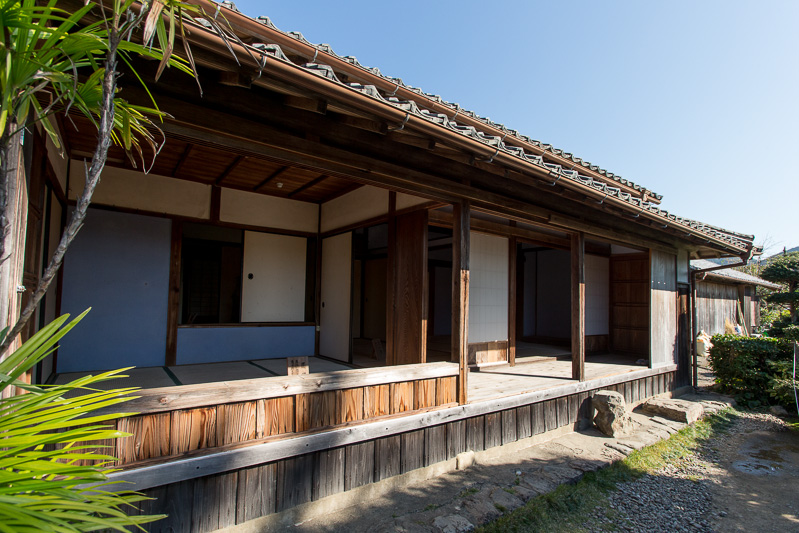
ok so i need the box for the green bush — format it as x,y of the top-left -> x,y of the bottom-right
767,359 -> 798,409
783,325 -> 799,342
707,335 -> 794,407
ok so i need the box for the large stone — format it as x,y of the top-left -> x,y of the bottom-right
593,390 -> 634,437
433,514 -> 475,533
641,397 -> 704,424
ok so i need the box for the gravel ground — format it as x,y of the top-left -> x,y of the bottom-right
584,410 -> 792,533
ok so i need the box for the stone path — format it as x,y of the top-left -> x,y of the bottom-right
280,392 -> 735,532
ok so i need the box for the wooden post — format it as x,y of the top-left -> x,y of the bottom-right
452,201 -> 470,404
508,236 -> 517,367
165,221 -> 182,367
386,192 -> 396,364
571,232 -> 585,381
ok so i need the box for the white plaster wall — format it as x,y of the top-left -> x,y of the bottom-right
321,185 -> 388,233
585,254 -> 610,335
396,192 -> 429,211
468,232 -> 508,343
677,249 -> 689,284
320,232 -> 352,361
69,163 -> 211,219
522,253 -> 537,336
220,188 -> 318,233
240,231 -> 307,322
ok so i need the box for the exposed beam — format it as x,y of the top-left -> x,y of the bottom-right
287,174 -> 327,198
253,166 -> 288,191
215,155 -> 246,185
172,144 -> 194,177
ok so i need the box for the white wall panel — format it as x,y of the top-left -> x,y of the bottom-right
585,254 -> 610,335
396,192 -> 429,211
221,188 -> 318,233
69,163 -> 211,219
468,232 -> 508,343
320,232 -> 352,361
241,231 -> 307,322
321,185 -> 388,233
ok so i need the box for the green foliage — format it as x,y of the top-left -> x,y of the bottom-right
768,311 -> 795,337
784,325 -> 799,342
767,359 -> 798,409
761,252 -> 799,284
0,312 -> 163,531
707,334 -> 794,406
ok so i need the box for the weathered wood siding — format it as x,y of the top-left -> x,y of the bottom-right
696,281 -> 738,335
650,250 -> 677,367
85,363 -> 457,468
609,253 -> 649,356
131,371 -> 677,532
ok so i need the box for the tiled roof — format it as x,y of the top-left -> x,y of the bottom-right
192,2 -> 757,254
691,260 -> 782,289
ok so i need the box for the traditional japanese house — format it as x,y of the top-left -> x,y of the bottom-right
6,1 -> 760,530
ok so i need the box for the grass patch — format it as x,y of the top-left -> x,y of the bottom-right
477,409 -> 738,533
459,487 -> 480,498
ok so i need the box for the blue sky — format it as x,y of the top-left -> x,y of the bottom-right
233,1 -> 798,256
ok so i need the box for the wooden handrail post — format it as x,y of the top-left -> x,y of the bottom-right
452,201 -> 470,404
571,231 -> 585,381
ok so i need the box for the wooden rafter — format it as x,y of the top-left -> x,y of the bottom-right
172,144 -> 194,177
215,155 -> 246,185
287,174 -> 327,198
253,165 -> 288,191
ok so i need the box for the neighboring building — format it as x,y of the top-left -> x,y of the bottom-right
692,260 -> 781,335
4,3 -> 761,530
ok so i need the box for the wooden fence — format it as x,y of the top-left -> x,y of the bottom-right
90,362 -> 458,467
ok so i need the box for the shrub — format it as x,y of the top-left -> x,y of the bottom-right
767,359 -> 798,409
707,335 -> 794,407
783,325 -> 799,342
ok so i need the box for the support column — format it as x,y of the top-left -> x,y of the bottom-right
571,231 -> 585,381
165,220 -> 182,366
452,201 -> 470,404
508,236 -> 517,367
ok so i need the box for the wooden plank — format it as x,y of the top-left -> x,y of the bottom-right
276,454 -> 314,512
436,376 -> 457,406
295,394 -> 310,433
157,480 -> 194,532
363,384 -> 389,418
170,407 -> 217,455
424,425 -> 447,466
568,394 -> 579,426
309,391 -> 339,429
375,435 -> 401,481
452,201 -> 470,404
390,381 -> 414,414
107,367 -> 680,491
557,397 -> 569,429
191,474 -> 222,532
100,362 -> 459,416
116,413 -> 171,464
340,387 -> 364,423
577,392 -> 592,429
501,409 -> 517,445
218,472 -> 238,529
414,378 -> 436,409
287,356 -> 310,375
236,463 -> 276,524
508,236 -> 517,367
216,402 -> 258,446
385,191 -> 397,367
623,381 -> 633,404
516,405 -> 532,439
165,221 -> 182,366
313,447 -> 345,500
571,232 -> 585,381
532,402 -> 545,435
484,412 -> 502,449
400,429 -> 425,473
544,400 -> 557,432
446,420 -> 466,458
388,209 -> 429,365
260,396 -> 294,437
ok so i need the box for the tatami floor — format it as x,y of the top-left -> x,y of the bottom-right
52,349 -> 643,403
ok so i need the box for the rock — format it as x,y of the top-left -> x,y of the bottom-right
433,514 -> 475,533
456,451 -> 476,470
593,390 -> 634,437
769,405 -> 789,416
641,398 -> 704,424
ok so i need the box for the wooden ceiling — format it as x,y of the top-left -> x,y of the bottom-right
62,114 -> 362,204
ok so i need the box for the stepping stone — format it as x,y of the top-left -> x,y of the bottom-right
641,398 -> 704,424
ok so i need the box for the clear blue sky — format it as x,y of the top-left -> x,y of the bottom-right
233,1 -> 798,256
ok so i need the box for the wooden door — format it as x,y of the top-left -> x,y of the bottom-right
609,253 -> 649,356
319,232 -> 352,361
387,210 -> 428,365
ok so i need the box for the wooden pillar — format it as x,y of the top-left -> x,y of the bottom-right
508,236 -> 517,367
165,220 -> 182,366
571,232 -> 585,381
452,201 -> 470,404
